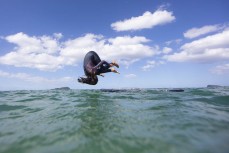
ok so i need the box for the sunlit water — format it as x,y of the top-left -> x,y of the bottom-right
0,88 -> 229,153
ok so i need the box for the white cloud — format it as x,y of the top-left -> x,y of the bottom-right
53,33 -> 63,39
124,74 -> 137,78
184,24 -> 225,39
111,9 -> 175,31
0,70 -> 73,83
211,63 -> 229,74
4,32 -> 60,54
61,34 -> 153,61
105,36 -> 154,59
164,29 -> 229,62
119,59 -> 140,68
59,33 -> 104,66
0,32 -> 64,71
61,34 -> 157,68
162,47 -> 172,54
165,39 -> 182,46
0,51 -> 65,71
142,60 -> 165,71
142,61 -> 156,71
0,33 -> 158,71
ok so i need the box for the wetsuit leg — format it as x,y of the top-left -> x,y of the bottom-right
98,62 -> 112,73
83,51 -> 114,75
80,51 -> 114,85
83,51 -> 102,75
91,60 -> 113,75
91,51 -> 101,65
84,52 -> 110,74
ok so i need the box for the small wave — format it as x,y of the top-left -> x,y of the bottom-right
23,108 -> 43,113
189,88 -> 216,96
15,97 -> 44,102
0,104 -> 27,112
210,95 -> 229,106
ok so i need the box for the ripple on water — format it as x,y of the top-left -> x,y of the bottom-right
0,104 -> 27,112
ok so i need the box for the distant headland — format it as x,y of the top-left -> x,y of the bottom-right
207,85 -> 222,88
52,87 -> 71,90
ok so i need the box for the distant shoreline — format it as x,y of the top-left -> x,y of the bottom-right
1,85 -> 229,92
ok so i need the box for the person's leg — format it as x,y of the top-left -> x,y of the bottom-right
83,51 -> 119,75
83,51 -> 106,75
92,51 -> 101,65
91,60 -> 110,74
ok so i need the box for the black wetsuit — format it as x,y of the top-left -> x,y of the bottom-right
78,51 -> 112,85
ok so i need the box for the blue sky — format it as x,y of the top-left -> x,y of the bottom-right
0,0 -> 229,90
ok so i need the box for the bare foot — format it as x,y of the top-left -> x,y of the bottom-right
111,67 -> 120,74
110,61 -> 119,68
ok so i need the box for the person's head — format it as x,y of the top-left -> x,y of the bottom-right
78,76 -> 98,85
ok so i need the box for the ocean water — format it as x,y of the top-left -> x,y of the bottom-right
0,88 -> 229,153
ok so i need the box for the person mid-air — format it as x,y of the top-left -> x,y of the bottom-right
78,51 -> 119,85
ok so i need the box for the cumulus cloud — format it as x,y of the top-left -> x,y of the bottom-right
211,63 -> 229,74
0,32 -> 64,71
142,60 -> 165,71
162,47 -> 172,54
0,33 -> 158,71
5,32 -> 60,54
59,34 -> 104,66
184,24 -> 225,39
61,34 -> 158,68
164,29 -> 229,63
0,70 -> 73,83
111,9 -> 175,31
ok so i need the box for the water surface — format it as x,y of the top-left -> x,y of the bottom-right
0,88 -> 229,153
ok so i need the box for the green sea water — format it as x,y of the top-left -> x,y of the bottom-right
0,88 -> 229,153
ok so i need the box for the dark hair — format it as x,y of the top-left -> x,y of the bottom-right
78,76 -> 98,85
